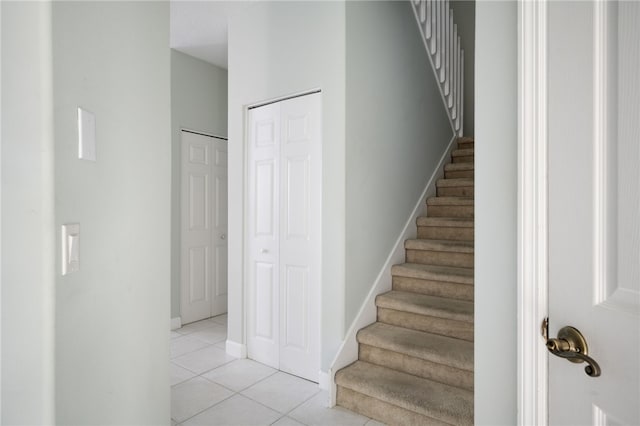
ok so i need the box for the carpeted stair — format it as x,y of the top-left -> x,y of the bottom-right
336,137 -> 475,425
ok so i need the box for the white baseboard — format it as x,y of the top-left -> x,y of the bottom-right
327,134 -> 458,406
170,317 -> 182,331
226,340 -> 247,358
318,370 -> 331,392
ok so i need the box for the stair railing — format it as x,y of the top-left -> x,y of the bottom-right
411,0 -> 464,136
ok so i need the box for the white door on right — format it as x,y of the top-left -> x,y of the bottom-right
246,93 -> 321,383
548,1 -> 639,425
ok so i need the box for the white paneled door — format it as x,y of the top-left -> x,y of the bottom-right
247,93 -> 321,383
181,131 -> 228,325
548,1 -> 639,424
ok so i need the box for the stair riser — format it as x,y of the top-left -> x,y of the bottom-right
392,276 -> 474,301
437,186 -> 474,197
417,226 -> 474,241
458,141 -> 474,150
445,169 -> 474,179
337,387 -> 446,426
427,205 -> 474,218
377,308 -> 474,342
452,155 -> 474,164
406,250 -> 474,268
359,344 -> 474,391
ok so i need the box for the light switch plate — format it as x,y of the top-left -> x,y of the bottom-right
62,223 -> 80,275
78,107 -> 96,161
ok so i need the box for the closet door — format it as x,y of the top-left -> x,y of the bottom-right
247,102 -> 281,368
180,131 -> 228,324
246,93 -> 321,382
278,94 -> 321,381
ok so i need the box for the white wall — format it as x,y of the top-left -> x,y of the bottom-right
227,1 -> 346,370
171,49 -> 228,320
1,2 -> 55,424
475,0 -> 518,424
52,2 -> 171,423
450,0 -> 475,138
344,1 -> 452,327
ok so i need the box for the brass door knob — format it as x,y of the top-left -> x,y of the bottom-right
542,319 -> 601,377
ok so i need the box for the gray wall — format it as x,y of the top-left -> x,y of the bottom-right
52,2 -> 171,423
1,2 -> 56,423
227,1 -> 346,371
474,0 -> 517,424
171,49 -> 228,320
451,0 -> 475,137
345,1 -> 452,328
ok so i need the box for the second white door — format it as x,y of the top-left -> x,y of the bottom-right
181,130 -> 228,325
247,93 -> 321,383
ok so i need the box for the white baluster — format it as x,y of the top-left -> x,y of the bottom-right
442,0 -> 450,88
420,0 -> 426,23
451,26 -> 459,119
430,0 -> 437,54
447,15 -> 455,107
434,0 -> 441,68
425,0 -> 432,39
458,50 -> 464,135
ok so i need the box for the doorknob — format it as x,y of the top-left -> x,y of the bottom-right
220,234 -> 226,240
542,318 -> 601,377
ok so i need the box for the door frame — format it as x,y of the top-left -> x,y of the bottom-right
242,88 -> 322,378
517,0 -> 549,424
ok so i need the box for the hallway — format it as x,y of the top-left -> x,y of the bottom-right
170,316 -> 383,425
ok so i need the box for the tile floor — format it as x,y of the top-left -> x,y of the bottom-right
171,315 -> 385,426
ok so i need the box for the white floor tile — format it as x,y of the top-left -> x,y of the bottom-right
170,331 -> 182,339
182,394 -> 281,426
177,319 -> 219,334
202,359 -> 277,392
170,335 -> 210,359
170,362 -> 197,386
364,419 -> 386,426
271,416 -> 306,426
170,377 -> 233,423
214,340 -> 226,350
188,323 -> 227,344
173,345 -> 236,375
209,314 -> 227,326
289,392 -> 369,426
241,372 -> 320,414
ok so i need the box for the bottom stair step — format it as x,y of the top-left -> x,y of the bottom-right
336,361 -> 473,426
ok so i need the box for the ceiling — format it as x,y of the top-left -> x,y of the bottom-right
170,1 -> 254,69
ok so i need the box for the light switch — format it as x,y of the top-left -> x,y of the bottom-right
78,107 -> 96,161
62,223 -> 80,275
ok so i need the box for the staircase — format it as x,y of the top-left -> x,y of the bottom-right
336,137 -> 475,425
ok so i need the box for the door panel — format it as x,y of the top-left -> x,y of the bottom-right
246,93 -> 321,382
278,94 -> 321,382
548,2 -> 640,424
247,103 -> 281,369
181,133 -> 213,324
181,131 -> 228,324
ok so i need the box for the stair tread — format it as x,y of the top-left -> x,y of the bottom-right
417,216 -> 474,227
451,148 -> 474,157
392,263 -> 474,285
377,290 -> 473,322
357,322 -> 473,371
457,137 -> 474,144
405,239 -> 474,253
336,361 -> 473,425
444,162 -> 474,171
427,196 -> 474,206
436,178 -> 474,187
